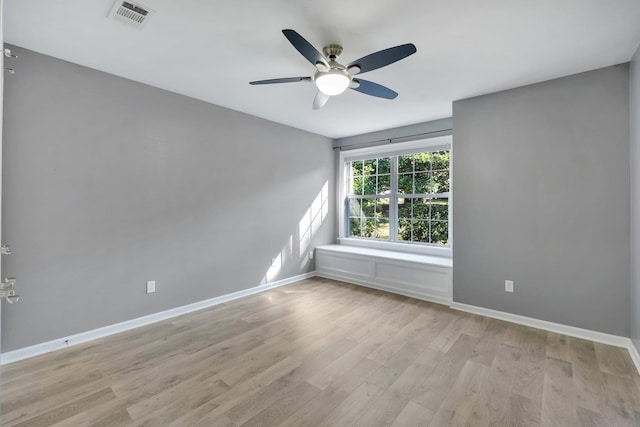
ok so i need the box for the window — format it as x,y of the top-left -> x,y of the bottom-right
341,138 -> 451,249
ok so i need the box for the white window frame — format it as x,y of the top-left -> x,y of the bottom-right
337,136 -> 452,258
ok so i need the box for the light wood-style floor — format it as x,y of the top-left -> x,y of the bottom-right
2,277 -> 639,426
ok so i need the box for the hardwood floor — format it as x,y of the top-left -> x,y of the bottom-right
2,277 -> 639,426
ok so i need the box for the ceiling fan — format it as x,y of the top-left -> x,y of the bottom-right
250,29 -> 417,110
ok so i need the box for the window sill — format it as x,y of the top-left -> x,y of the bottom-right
337,237 -> 452,260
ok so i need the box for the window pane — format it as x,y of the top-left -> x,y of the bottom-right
364,159 -> 377,176
378,175 -> 391,194
398,155 -> 413,173
378,157 -> 391,174
412,220 -> 430,243
375,217 -> 389,239
398,173 -> 413,194
431,151 -> 449,170
376,198 -> 390,218
430,221 -> 448,244
414,172 -> 431,194
398,219 -> 411,241
352,176 -> 363,195
413,152 -> 430,172
397,198 -> 411,219
362,199 -> 375,217
362,218 -> 375,238
363,176 -> 377,195
349,198 -> 362,217
431,198 -> 448,221
349,218 -> 361,237
351,160 -> 363,176
413,198 -> 429,219
432,170 -> 449,193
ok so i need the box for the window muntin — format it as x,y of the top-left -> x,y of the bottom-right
345,149 -> 450,246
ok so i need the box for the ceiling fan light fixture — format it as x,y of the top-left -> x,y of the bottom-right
314,69 -> 351,96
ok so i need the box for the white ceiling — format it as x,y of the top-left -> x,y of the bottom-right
5,0 -> 640,139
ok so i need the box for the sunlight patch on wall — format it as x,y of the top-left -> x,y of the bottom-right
260,235 -> 293,285
299,181 -> 329,267
259,181 -> 329,284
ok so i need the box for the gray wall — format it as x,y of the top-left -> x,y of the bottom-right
631,45 -> 640,350
1,46 -> 335,352
453,65 -> 630,336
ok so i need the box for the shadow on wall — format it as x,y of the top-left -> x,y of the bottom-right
261,181 -> 329,284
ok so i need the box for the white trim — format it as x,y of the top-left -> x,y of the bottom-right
0,272 -> 315,365
316,271 -> 452,307
450,302 -> 630,348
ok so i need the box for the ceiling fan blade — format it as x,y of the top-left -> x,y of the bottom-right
313,91 -> 330,110
347,43 -> 416,75
350,79 -> 398,99
249,77 -> 310,85
282,29 -> 329,68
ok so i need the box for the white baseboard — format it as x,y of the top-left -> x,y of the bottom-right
0,272 -> 315,365
316,271 -> 452,307
451,303 -> 640,375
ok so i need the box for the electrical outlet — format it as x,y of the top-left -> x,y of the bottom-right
505,280 -> 514,293
146,280 -> 156,294
309,250 -> 314,260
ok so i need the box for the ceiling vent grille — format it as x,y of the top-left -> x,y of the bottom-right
108,1 -> 154,29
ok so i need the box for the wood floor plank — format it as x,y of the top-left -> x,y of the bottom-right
367,312 -> 434,364
11,388 -> 116,427
390,401 -> 435,427
502,393 -> 541,427
576,406 -> 606,427
568,337 -> 607,413
2,278 -> 639,427
48,396 -> 135,427
317,381 -> 385,427
546,332 -> 571,362
594,342 -> 634,379
277,357 -> 380,427
427,360 -> 490,426
238,381 -> 320,427
351,344 -> 435,427
388,346 -> 442,402
221,336 -> 359,425
429,313 -> 468,353
468,318 -> 512,366
541,356 -> 576,427
216,336 -> 291,386
411,333 -> 479,411
465,343 -> 522,426
512,328 -> 547,404
126,378 -> 230,421
601,372 -> 640,423
306,323 -> 398,390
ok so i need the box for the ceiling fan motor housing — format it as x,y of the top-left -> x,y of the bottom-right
322,44 -> 343,60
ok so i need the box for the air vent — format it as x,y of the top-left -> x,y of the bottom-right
108,1 -> 154,29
